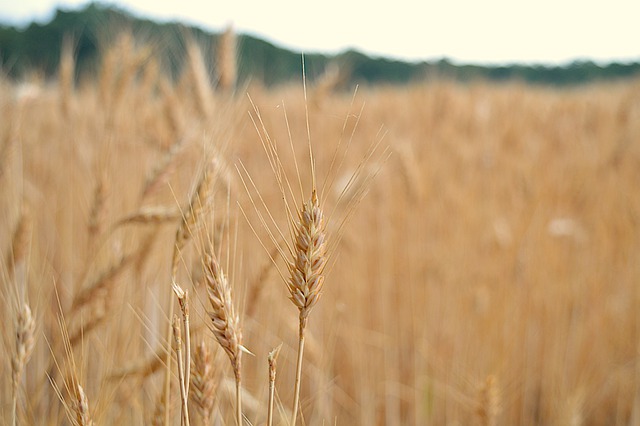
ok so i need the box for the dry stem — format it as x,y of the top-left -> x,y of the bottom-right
172,315 -> 190,426
267,344 -> 281,426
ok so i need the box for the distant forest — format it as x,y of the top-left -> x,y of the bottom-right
1,3 -> 640,87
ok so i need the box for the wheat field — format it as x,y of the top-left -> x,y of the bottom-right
2,35 -> 640,425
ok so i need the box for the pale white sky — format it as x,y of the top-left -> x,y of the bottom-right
0,0 -> 638,64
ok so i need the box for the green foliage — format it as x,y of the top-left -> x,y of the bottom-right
1,2 -> 639,86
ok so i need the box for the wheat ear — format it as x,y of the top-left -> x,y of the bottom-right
203,251 -> 243,425
6,204 -> 32,279
186,38 -> 213,118
191,339 -> 218,425
217,24 -> 237,93
115,206 -> 180,227
59,36 -> 75,119
165,162 -> 216,425
151,381 -> 170,426
11,303 -> 36,426
173,165 -> 216,277
141,138 -> 184,200
87,172 -> 109,246
71,254 -> 132,313
72,383 -> 94,426
476,375 -> 501,426
288,189 -> 327,425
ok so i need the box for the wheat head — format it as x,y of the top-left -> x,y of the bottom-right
203,252 -> 242,375
288,189 -> 327,329
190,339 -> 218,424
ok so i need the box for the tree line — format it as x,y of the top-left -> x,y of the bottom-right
1,2 -> 639,87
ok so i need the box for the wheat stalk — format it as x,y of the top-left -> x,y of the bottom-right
172,282 -> 191,403
71,254 -> 132,313
68,298 -> 108,348
267,344 -> 282,426
216,24 -> 237,94
115,206 -> 180,227
98,38 -> 119,108
173,164 -> 216,278
203,251 -> 243,425
111,34 -> 146,113
62,253 -> 133,354
310,63 -> 342,108
288,189 -> 327,425
242,75 -> 329,424
186,38 -> 213,118
172,314 -> 190,426
109,346 -> 165,379
59,36 -> 75,119
47,298 -> 95,426
141,138 -> 185,200
159,78 -> 184,141
165,160 -> 217,426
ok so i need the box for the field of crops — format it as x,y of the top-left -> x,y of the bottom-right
2,35 -> 640,425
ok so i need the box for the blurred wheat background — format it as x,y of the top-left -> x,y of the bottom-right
2,30 -> 640,426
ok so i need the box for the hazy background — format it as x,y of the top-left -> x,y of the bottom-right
1,0 -> 639,64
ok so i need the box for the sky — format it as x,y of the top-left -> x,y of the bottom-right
0,0 -> 638,65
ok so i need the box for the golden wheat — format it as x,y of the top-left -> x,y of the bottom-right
216,24 -> 237,93
1,37 -> 639,425
186,38 -> 214,118
190,339 -> 218,425
71,383 -> 94,426
203,250 -> 243,425
11,304 -> 36,426
476,375 -> 501,426
6,205 -> 31,279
